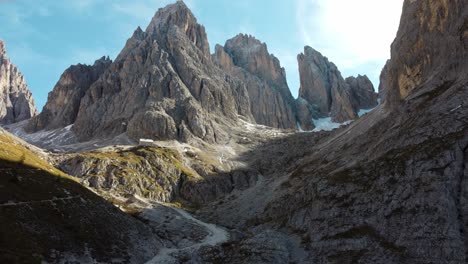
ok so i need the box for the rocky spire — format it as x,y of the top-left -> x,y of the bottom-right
224,34 -> 288,88
214,34 -> 297,129
0,40 -> 38,125
146,0 -> 210,58
0,40 -> 5,57
27,56 -> 112,131
345,75 -> 378,111
298,46 -> 357,122
71,2 -> 252,143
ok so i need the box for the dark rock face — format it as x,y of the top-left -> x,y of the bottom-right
295,97 -> 315,131
345,75 -> 378,110
214,34 -> 297,129
381,0 -> 468,110
0,40 -> 37,125
72,1 -> 252,142
298,46 -> 357,123
28,57 -> 111,131
231,0 -> 468,262
378,60 -> 390,101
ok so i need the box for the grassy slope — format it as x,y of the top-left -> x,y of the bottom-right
0,129 -> 159,263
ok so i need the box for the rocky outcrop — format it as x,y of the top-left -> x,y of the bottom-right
345,75 -> 378,111
295,97 -> 315,131
0,40 -> 37,125
213,34 -> 297,129
298,46 -> 357,123
59,146 -> 259,205
378,60 -> 390,101
72,1 -> 252,143
27,57 -> 111,131
381,0 -> 468,110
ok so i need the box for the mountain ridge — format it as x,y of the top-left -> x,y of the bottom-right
17,3 -> 377,146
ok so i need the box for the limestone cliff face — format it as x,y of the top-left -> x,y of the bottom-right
345,75 -> 378,111
214,34 -> 297,129
381,0 -> 468,110
72,1 -> 252,143
0,40 -> 37,125
298,46 -> 357,123
241,1 -> 468,262
28,57 -> 111,131
378,60 -> 390,100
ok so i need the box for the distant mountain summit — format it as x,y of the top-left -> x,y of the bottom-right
28,57 -> 112,132
297,46 -> 378,123
0,40 -> 37,125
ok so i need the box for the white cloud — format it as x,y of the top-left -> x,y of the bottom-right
296,0 -> 403,70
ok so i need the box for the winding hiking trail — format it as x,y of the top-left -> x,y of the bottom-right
0,196 -> 82,207
145,205 -> 230,264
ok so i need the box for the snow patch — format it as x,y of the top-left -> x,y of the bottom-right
358,108 -> 373,117
312,117 -> 352,132
296,122 -> 304,132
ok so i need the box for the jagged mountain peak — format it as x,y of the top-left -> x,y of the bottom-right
298,45 -> 360,122
0,40 -> 5,57
224,33 -> 287,88
0,40 -> 37,125
132,26 -> 145,39
146,1 -> 194,32
299,46 -> 338,72
145,0 -> 210,57
214,34 -> 297,129
227,33 -> 265,49
93,55 -> 111,66
27,56 -> 112,131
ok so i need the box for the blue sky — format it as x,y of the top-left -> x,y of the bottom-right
0,0 -> 403,111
